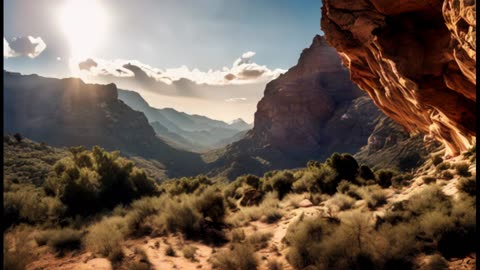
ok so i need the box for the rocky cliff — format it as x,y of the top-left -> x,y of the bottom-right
321,0 -> 476,157
207,36 -> 426,180
4,71 -> 204,177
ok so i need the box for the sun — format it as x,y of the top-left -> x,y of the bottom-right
59,0 -> 108,58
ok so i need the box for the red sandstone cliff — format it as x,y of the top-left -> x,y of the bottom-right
321,0 -> 476,157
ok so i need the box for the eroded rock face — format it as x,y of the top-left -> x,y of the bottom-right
252,35 -> 364,152
321,0 -> 476,156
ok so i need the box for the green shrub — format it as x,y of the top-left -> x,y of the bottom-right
358,165 -> 375,181
326,153 -> 359,182
263,171 -> 295,199
375,169 -> 398,188
455,162 -> 471,176
47,146 -> 159,216
457,176 -> 476,196
360,186 -> 387,210
211,244 -> 257,270
244,174 -> 261,189
195,188 -> 226,223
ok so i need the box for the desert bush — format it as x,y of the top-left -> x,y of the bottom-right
455,162 -> 471,176
457,176 -> 476,196
243,174 -> 261,189
440,170 -> 454,180
375,168 -> 398,188
407,186 -> 452,217
35,228 -> 83,254
326,153 -> 359,183
336,180 -> 362,199
183,245 -> 197,261
436,162 -> 450,172
391,173 -> 413,188
358,165 -> 375,181
211,243 -> 257,270
263,170 -> 295,199
46,146 -> 159,216
422,176 -> 437,185
330,193 -> 356,211
284,216 -> 334,269
167,175 -> 212,195
358,185 -> 387,210
247,231 -> 273,250
85,216 -> 126,259
3,187 -> 52,227
231,228 -> 246,243
195,187 -> 226,224
228,193 -> 283,226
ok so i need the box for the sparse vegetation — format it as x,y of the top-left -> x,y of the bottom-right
211,244 -> 257,270
4,137 -> 476,270
34,228 -> 83,255
457,176 -> 476,196
455,162 -> 471,176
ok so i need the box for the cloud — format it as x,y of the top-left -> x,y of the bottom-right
78,58 -> 98,71
4,38 -> 14,58
225,97 -> 248,103
4,36 -> 47,58
74,51 -> 286,87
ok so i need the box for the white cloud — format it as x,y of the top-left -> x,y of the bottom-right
225,97 -> 248,103
4,36 -> 47,58
74,51 -> 286,86
4,38 -> 15,58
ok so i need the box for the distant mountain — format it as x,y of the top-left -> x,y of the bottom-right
117,89 -> 251,152
229,118 -> 253,131
206,36 -> 432,180
3,70 -> 205,178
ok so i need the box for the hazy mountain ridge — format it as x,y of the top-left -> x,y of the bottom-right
118,89 -> 252,152
3,70 -> 205,178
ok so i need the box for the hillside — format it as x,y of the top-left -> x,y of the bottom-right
118,89 -> 251,152
3,71 -> 205,178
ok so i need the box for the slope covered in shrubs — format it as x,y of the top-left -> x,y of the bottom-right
3,138 -> 476,270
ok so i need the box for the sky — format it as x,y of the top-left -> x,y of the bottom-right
4,0 -> 323,123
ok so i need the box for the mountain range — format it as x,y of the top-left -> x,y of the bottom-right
117,89 -> 252,152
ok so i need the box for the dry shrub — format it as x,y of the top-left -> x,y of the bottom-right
211,243 -> 257,270
85,216 -> 126,261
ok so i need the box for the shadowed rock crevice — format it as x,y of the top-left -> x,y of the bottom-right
321,0 -> 476,156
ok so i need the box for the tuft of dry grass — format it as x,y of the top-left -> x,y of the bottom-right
211,243 -> 257,270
